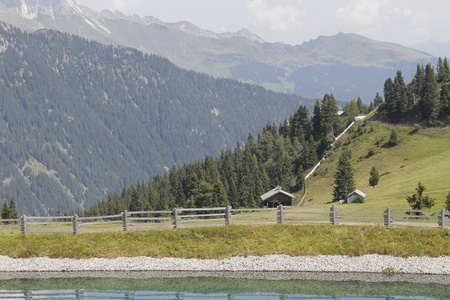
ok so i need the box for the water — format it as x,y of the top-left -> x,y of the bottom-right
0,272 -> 448,300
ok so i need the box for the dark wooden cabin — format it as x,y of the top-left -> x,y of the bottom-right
260,186 -> 296,208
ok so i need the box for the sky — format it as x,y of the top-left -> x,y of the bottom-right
76,0 -> 449,47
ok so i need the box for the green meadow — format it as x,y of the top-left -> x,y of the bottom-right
301,122 -> 450,211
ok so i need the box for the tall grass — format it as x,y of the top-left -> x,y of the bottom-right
0,225 -> 448,259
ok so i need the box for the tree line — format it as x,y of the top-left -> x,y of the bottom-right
383,57 -> 450,125
85,94 -> 358,216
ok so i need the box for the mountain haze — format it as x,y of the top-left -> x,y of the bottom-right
0,0 -> 435,101
0,23 -> 309,215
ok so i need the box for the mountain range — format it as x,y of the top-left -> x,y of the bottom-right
0,0 -> 435,102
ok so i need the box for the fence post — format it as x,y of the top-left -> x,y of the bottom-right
122,210 -> 128,232
277,205 -> 284,224
173,208 -> 179,229
438,209 -> 445,229
384,207 -> 391,227
73,214 -> 79,235
21,215 -> 28,235
330,205 -> 337,225
225,206 -> 232,225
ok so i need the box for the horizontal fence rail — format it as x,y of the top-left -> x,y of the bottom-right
0,206 -> 448,235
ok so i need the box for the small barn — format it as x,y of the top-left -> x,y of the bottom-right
260,186 -> 296,208
346,189 -> 366,204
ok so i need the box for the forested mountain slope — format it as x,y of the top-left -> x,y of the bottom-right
0,23 -> 310,215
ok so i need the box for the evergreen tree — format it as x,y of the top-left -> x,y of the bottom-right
437,57 -> 450,83
368,167 -> 379,188
1,200 -> 10,220
445,192 -> 450,212
289,105 -> 309,141
406,182 -> 436,212
389,129 -> 399,146
393,70 -> 409,113
213,181 -> 229,207
333,148 -> 355,202
320,94 -> 339,141
8,197 -> 18,219
311,99 -> 321,137
383,77 -> 396,114
344,99 -> 359,123
356,97 -> 367,114
412,64 -> 425,102
440,83 -> 450,117
420,64 -> 440,123
373,92 -> 383,107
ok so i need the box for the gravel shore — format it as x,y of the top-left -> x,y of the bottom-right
0,254 -> 448,275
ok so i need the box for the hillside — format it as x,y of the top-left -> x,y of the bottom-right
302,121 -> 450,210
0,0 -> 435,101
0,23 -> 310,215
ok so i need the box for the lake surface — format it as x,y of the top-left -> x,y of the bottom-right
0,272 -> 448,300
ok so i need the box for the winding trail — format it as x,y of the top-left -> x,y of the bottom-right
297,120 -> 357,206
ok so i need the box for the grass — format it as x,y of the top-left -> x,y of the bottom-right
301,122 -> 450,210
0,224 -> 448,259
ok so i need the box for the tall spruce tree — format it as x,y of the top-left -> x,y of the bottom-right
1,200 -> 10,220
413,64 -> 425,100
320,94 -> 339,141
8,197 -> 18,219
437,57 -> 450,83
420,64 -> 440,123
393,70 -> 409,113
383,77 -> 396,114
333,148 -> 355,202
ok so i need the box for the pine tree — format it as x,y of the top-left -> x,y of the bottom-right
445,192 -> 450,212
383,77 -> 396,114
393,70 -> 408,113
333,148 -> 355,202
420,64 -> 440,123
8,197 -> 18,219
1,200 -> 10,221
406,182 -> 435,213
368,167 -> 379,188
437,57 -> 450,83
311,99 -> 321,138
389,129 -> 399,146
440,84 -> 450,118
319,94 -> 340,148
373,92 -> 383,107
344,99 -> 359,123
356,97 -> 367,114
213,181 -> 229,207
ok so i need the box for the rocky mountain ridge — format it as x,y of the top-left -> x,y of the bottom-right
0,0 -> 435,101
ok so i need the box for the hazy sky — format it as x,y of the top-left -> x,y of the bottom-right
76,0 -> 449,46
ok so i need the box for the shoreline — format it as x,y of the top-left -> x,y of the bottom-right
0,254 -> 449,276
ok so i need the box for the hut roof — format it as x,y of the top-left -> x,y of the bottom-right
347,189 -> 366,198
260,186 -> 296,201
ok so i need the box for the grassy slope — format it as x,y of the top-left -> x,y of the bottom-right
301,122 -> 450,211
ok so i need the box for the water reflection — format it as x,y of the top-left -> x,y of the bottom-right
0,289 -> 445,300
0,289 -> 445,299
0,273 -> 448,300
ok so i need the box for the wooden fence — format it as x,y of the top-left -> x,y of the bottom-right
0,206 -> 448,235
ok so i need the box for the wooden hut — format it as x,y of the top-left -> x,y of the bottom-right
346,189 -> 366,204
260,186 -> 296,208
